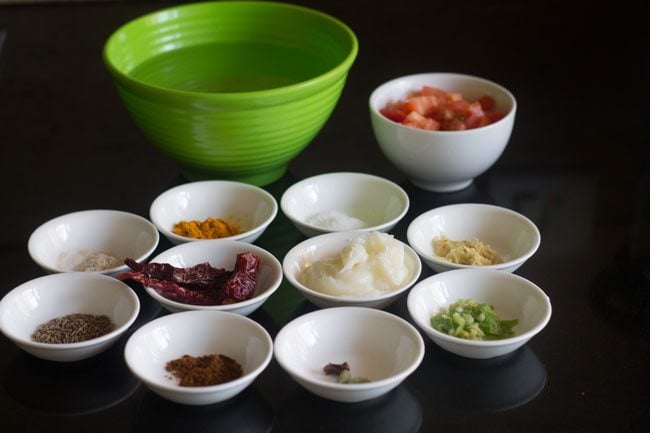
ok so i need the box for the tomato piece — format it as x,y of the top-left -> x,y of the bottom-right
440,118 -> 466,131
447,99 -> 470,117
419,86 -> 447,98
486,111 -> 506,123
402,95 -> 439,116
403,111 -> 440,130
478,95 -> 496,111
446,92 -> 463,103
380,105 -> 407,123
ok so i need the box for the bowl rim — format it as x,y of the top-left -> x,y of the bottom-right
282,230 -> 422,303
138,239 -> 283,311
407,268 -> 552,347
406,203 -> 541,271
368,72 -> 517,135
273,306 -> 425,389
27,209 -> 160,275
280,171 -> 410,234
124,310 -> 273,394
0,272 -> 141,350
149,180 -> 279,244
103,0 -> 359,99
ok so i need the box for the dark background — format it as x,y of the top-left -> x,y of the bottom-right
0,1 -> 648,432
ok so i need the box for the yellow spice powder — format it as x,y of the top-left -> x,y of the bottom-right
173,217 -> 241,239
433,236 -> 503,266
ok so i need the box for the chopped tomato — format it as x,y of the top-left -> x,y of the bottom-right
441,118 -> 466,131
486,111 -> 506,123
379,85 -> 507,131
403,111 -> 440,130
380,105 -> 407,123
402,95 -> 439,116
478,95 -> 496,111
419,86 -> 447,98
447,99 -> 470,117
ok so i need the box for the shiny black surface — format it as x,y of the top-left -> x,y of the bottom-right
0,1 -> 648,432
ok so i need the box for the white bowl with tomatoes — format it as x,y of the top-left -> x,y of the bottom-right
369,72 -> 516,192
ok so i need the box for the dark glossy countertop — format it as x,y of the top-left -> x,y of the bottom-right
0,1 -> 648,432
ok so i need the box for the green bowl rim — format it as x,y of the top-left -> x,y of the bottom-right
103,0 -> 359,100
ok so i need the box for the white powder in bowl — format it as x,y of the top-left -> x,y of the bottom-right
306,210 -> 369,231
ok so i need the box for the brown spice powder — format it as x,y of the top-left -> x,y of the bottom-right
165,354 -> 243,387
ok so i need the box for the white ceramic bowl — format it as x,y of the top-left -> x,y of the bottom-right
0,272 -> 140,362
124,310 -> 273,405
407,203 -> 540,273
274,307 -> 424,403
280,172 -> 409,237
283,231 -> 422,309
149,180 -> 278,245
28,209 -> 159,277
407,268 -> 551,359
369,72 -> 516,192
125,239 -> 282,315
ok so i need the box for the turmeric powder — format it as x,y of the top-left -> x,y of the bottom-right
172,217 -> 241,239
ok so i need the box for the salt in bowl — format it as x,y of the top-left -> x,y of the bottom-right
280,172 -> 409,237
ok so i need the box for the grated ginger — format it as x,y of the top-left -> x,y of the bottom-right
433,236 -> 503,266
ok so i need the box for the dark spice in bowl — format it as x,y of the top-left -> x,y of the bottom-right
165,354 -> 243,387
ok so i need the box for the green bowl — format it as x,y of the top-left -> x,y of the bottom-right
104,1 -> 358,186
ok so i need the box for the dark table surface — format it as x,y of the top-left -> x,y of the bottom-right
0,0 -> 648,432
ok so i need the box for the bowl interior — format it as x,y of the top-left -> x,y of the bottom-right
150,181 -> 277,241
281,173 -> 408,230
408,204 -> 539,265
409,270 -> 550,339
105,1 -> 357,94
126,311 -> 272,387
275,308 -> 422,383
0,273 -> 139,343
28,210 -> 158,273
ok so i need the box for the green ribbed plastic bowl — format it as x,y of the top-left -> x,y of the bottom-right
104,1 -> 358,186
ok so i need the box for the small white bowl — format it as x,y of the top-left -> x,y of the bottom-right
0,272 -> 140,362
407,268 -> 551,359
125,239 -> 282,315
280,172 -> 409,237
407,203 -> 540,273
150,180 -> 278,245
28,209 -> 159,277
124,310 -> 273,405
370,72 -> 516,192
274,307 -> 424,403
282,231 -> 422,309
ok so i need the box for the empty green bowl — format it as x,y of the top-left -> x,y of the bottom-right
104,1 -> 358,186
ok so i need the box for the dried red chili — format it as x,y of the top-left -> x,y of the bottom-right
118,252 -> 261,305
